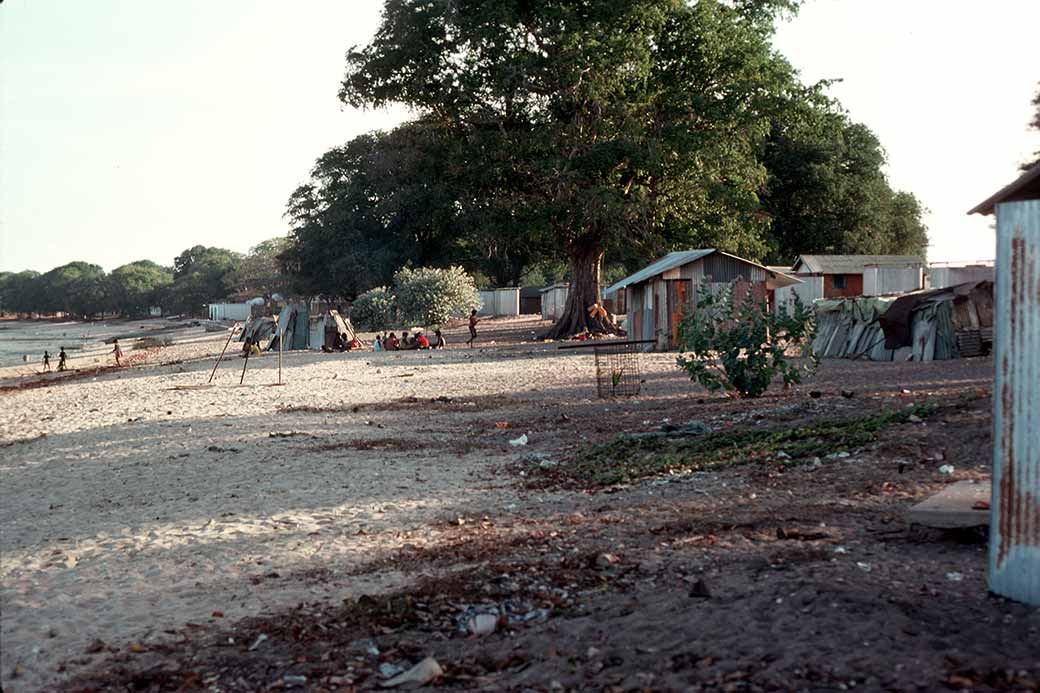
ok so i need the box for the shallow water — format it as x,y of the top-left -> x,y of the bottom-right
0,321 -> 121,368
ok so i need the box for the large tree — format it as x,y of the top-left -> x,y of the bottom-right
38,262 -> 108,318
0,271 -> 41,315
283,121 -> 546,298
228,237 -> 292,301
760,96 -> 928,263
108,260 -> 173,317
342,0 -> 797,337
168,246 -> 240,316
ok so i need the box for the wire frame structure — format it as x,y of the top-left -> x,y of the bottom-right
594,341 -> 644,398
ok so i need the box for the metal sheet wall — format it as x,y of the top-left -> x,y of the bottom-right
862,266 -> 924,296
701,254 -> 766,283
929,265 -> 994,289
989,199 -> 1040,605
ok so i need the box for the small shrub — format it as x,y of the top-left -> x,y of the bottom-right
676,280 -> 817,398
350,286 -> 398,331
393,266 -> 481,327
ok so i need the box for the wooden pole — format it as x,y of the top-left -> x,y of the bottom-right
209,322 -> 239,384
278,320 -> 283,385
240,348 -> 250,385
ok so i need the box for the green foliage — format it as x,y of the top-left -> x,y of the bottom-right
108,261 -> 173,317
168,245 -> 241,316
393,266 -> 480,327
349,286 -> 399,331
676,280 -> 817,398
229,237 -> 291,300
38,262 -> 109,318
759,95 -> 928,263
0,271 -> 41,314
338,0 -> 799,334
535,403 -> 939,488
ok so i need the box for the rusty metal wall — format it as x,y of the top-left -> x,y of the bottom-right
989,199 -> 1040,605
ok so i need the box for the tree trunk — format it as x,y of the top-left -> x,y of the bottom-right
541,239 -> 622,339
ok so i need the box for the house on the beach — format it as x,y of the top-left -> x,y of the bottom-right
603,249 -> 800,350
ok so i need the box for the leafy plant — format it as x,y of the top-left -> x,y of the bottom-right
676,280 -> 817,398
350,286 -> 398,331
393,266 -> 480,327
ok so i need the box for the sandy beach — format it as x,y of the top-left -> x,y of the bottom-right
0,316 -> 682,690
3,316 -> 1033,692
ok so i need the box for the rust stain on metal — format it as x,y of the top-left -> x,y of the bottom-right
996,235 -> 1040,568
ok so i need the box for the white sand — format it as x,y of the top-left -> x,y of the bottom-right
0,316 -> 693,691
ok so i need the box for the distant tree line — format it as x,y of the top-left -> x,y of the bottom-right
0,240 -> 291,319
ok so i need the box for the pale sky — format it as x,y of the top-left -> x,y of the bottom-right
1,0 -> 1037,274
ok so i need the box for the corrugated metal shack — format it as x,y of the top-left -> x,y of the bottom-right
812,281 -> 993,361
970,161 -> 1040,605
928,262 -> 995,289
603,250 -> 800,350
792,255 -> 925,299
539,283 -> 570,321
477,288 -> 520,316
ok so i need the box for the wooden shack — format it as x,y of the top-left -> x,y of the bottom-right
603,249 -> 800,350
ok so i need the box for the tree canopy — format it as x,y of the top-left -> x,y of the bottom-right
282,0 -> 926,335
168,245 -> 241,316
108,261 -> 173,318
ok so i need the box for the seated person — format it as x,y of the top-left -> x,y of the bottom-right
416,331 -> 430,349
400,331 -> 420,350
385,332 -> 400,350
374,335 -> 383,352
332,332 -> 347,351
433,329 -> 446,349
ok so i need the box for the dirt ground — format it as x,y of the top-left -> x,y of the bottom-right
3,317 -> 1037,692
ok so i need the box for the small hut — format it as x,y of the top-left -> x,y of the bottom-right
969,161 -> 1040,605
603,249 -> 800,350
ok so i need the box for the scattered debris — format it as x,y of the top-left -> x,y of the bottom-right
248,633 -> 268,651
381,657 -> 443,688
509,434 -> 529,447
945,572 -> 964,582
938,464 -> 955,475
467,613 -> 498,636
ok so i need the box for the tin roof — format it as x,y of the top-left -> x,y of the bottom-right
793,255 -> 924,275
604,249 -> 800,297
969,161 -> 1040,216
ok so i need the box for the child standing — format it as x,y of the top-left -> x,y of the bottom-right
112,339 -> 124,366
42,350 -> 51,372
466,309 -> 480,347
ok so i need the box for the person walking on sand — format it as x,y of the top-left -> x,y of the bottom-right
466,309 -> 480,347
112,339 -> 124,367
57,347 -> 68,372
42,350 -> 51,372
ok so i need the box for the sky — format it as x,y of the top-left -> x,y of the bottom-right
1,0 -> 1038,274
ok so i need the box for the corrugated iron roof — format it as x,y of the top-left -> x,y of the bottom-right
604,249 -> 801,297
603,250 -> 716,297
793,255 -> 925,275
969,161 -> 1040,216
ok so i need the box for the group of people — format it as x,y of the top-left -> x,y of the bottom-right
40,339 -> 123,373
374,328 -> 444,351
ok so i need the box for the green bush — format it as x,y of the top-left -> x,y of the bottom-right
393,266 -> 481,327
350,286 -> 398,331
676,281 -> 817,398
